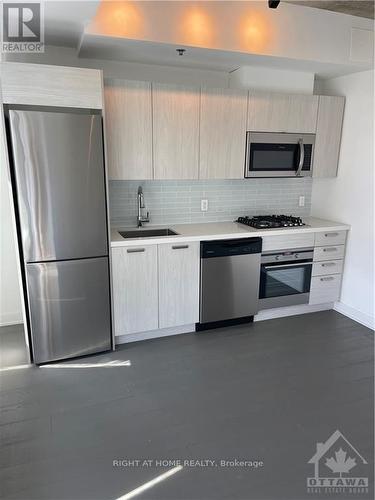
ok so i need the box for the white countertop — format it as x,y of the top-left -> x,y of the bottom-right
110,217 -> 350,247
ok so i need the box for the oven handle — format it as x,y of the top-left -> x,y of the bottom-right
263,262 -> 313,270
296,138 -> 304,176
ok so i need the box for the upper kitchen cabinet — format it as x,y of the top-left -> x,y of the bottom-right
199,88 -> 248,179
313,96 -> 345,178
104,79 -> 153,180
248,92 -> 319,133
1,62 -> 103,109
153,84 -> 200,179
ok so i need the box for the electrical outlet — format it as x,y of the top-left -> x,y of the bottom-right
201,199 -> 208,212
299,196 -> 305,207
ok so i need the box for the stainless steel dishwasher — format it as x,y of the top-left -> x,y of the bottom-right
197,238 -> 262,330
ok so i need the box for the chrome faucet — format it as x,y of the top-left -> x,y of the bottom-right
137,186 -> 150,227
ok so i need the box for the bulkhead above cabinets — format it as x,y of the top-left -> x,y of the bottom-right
103,79 -> 345,181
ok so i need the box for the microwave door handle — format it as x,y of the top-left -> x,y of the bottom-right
296,138 -> 304,176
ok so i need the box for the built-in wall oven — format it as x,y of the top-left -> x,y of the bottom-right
245,132 -> 315,178
259,248 -> 313,310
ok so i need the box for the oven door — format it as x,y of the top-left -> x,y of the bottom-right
245,132 -> 315,178
259,261 -> 313,310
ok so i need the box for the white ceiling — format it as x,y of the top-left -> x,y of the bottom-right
42,1 -> 373,79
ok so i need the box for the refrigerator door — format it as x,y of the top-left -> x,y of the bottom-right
26,257 -> 111,364
9,109 -> 108,262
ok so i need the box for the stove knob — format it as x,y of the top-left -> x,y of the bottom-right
275,255 -> 280,260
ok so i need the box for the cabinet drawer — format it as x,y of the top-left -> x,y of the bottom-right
315,230 -> 346,247
262,233 -> 314,252
312,260 -> 343,277
314,245 -> 345,261
309,274 -> 342,305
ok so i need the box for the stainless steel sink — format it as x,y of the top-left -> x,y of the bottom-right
118,228 -> 179,239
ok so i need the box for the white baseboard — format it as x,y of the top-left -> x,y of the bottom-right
0,312 -> 23,327
254,302 -> 334,322
334,301 -> 374,330
115,324 -> 195,345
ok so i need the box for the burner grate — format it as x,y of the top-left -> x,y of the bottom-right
236,215 -> 305,229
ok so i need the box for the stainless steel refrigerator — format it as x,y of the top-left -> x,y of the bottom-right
7,107 -> 112,364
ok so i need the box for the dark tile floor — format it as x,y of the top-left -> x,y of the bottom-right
0,311 -> 373,500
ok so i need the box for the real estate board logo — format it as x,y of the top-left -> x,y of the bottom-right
307,430 -> 368,495
1,2 -> 44,53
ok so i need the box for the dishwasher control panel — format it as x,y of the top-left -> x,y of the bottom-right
201,237 -> 262,258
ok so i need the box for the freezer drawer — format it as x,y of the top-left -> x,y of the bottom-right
26,257 -> 111,363
9,109 -> 108,262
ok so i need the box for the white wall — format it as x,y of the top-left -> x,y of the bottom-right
311,70 -> 374,329
0,90 -> 23,326
229,66 -> 315,93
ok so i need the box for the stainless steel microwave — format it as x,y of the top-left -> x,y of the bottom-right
244,132 -> 315,178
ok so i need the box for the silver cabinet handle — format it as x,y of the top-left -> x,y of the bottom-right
320,277 -> 335,282
172,245 -> 189,250
324,232 -> 339,237
323,247 -> 337,252
127,248 -> 145,253
321,262 -> 336,267
296,138 -> 304,176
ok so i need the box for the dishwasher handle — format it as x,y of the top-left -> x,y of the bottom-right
201,237 -> 262,258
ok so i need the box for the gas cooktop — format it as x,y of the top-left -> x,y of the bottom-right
236,215 -> 306,229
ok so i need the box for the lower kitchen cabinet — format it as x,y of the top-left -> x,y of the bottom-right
111,241 -> 200,336
309,274 -> 342,304
158,242 -> 200,328
111,245 -> 158,335
309,231 -> 347,305
314,245 -> 345,261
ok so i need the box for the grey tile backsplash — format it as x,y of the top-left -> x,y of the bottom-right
109,178 -> 312,228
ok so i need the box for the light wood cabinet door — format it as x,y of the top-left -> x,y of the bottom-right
313,96 -> 345,178
111,245 -> 158,335
1,62 -> 103,109
248,92 -> 319,133
158,242 -> 200,328
153,84 -> 200,179
309,275 -> 342,305
104,80 -> 153,180
199,88 -> 248,179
